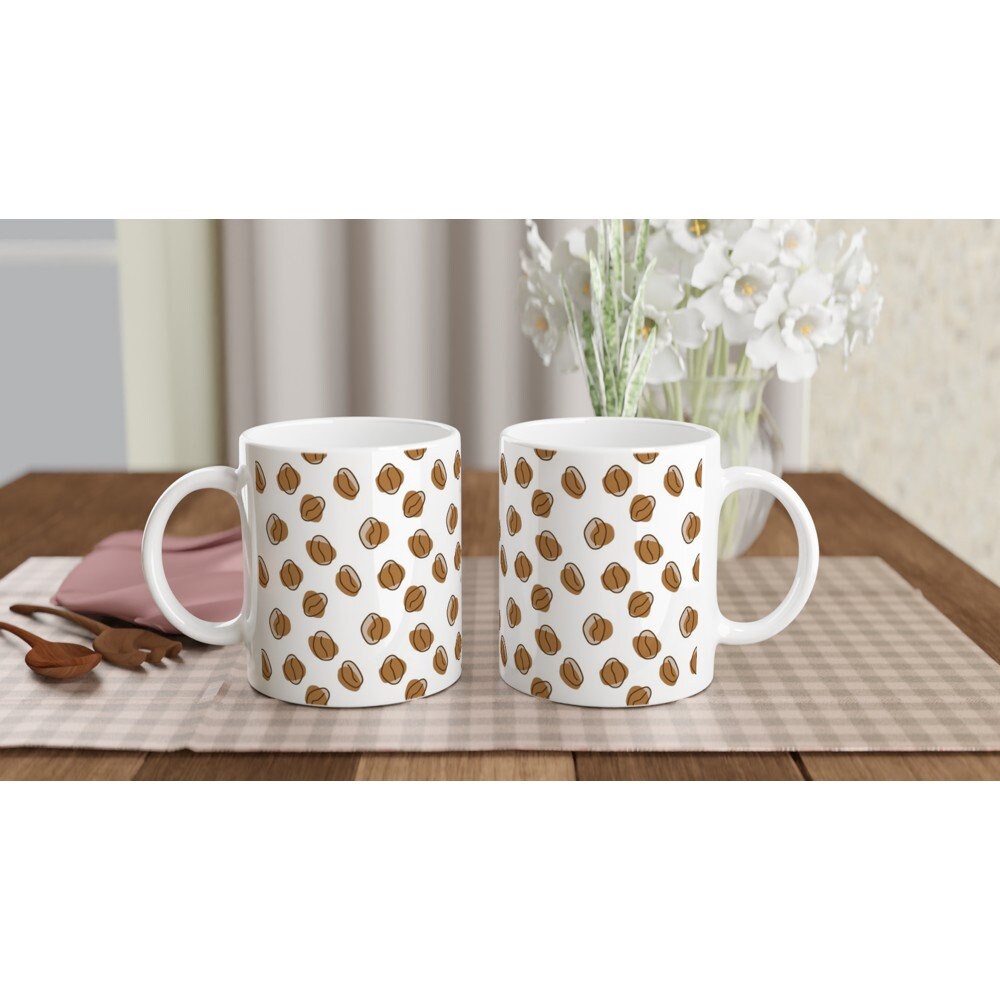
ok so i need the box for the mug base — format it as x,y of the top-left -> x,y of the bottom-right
247,665 -> 462,708
499,668 -> 713,708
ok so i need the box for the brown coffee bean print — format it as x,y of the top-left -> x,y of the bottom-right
660,655 -> 679,686
499,636 -> 508,667
257,556 -> 269,588
514,644 -> 532,674
529,490 -> 554,518
534,448 -> 556,461
536,531 -> 562,561
559,658 -> 584,689
682,512 -> 701,544
560,563 -> 585,594
378,559 -> 405,590
410,623 -> 433,652
454,541 -> 462,570
380,655 -> 406,685
453,450 -> 462,479
690,647 -> 698,674
603,465 -> 632,496
405,678 -> 428,700
302,591 -> 327,618
359,517 -> 390,549
679,606 -> 699,638
600,658 -> 628,688
506,506 -> 522,536
300,494 -> 325,522
334,468 -> 360,499
338,661 -> 364,691
695,459 -> 703,487
601,562 -> 630,593
662,561 -> 682,592
514,457 -> 533,487
408,529 -> 433,558
535,624 -> 561,655
362,613 -> 391,644
402,490 -> 425,517
693,554 -> 700,582
433,645 -> 449,675
531,585 -> 552,611
628,591 -> 653,618
506,597 -> 522,628
630,495 -> 656,522
431,460 -> 448,489
530,678 -> 552,699
432,554 -> 448,583
635,534 -> 663,564
583,614 -> 613,644
633,630 -> 661,659
277,462 -> 301,494
306,685 -> 330,706
446,503 -> 459,534
266,514 -> 288,545
305,535 -> 335,565
376,463 -> 404,494
455,632 -> 462,659
447,594 -> 459,625
634,452 -> 659,464
302,452 -> 326,464
626,685 -> 652,707
584,518 -> 615,549
514,551 -> 532,582
280,559 -> 303,590
283,654 -> 306,684
499,545 -> 508,576
404,585 -> 426,612
261,649 -> 272,680
664,465 -> 684,497
308,631 -> 337,661
254,461 -> 266,493
405,448 -> 426,460
269,608 -> 290,639
499,454 -> 508,484
335,565 -> 362,596
561,466 -> 586,498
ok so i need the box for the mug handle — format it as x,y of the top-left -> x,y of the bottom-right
141,466 -> 249,645
715,466 -> 819,646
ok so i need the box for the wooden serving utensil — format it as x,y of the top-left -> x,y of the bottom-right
10,604 -> 183,668
0,621 -> 102,679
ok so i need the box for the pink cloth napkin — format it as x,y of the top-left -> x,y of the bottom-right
54,528 -> 245,635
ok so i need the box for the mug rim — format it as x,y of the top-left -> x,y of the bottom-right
240,416 -> 459,452
500,416 -> 717,452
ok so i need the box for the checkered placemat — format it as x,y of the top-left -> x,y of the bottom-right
1,556 -> 998,751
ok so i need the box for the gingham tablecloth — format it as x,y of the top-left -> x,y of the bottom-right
1,556 -> 998,752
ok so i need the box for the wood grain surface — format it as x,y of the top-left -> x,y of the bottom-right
1,470 -> 997,780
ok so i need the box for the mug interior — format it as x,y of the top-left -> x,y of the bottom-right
241,416 -> 457,452
501,417 -> 715,451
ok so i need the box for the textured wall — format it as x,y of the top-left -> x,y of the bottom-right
810,220 -> 1000,583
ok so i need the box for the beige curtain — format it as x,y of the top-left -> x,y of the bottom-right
220,220 -> 807,469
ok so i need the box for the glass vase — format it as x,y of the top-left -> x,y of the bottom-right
640,373 -> 783,559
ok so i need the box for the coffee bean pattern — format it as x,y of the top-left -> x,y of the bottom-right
498,443 -> 705,707
251,436 -> 461,707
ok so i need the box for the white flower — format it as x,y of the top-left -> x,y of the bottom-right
666,219 -> 750,254
520,295 -> 560,365
747,304 -> 846,381
551,236 -> 592,313
667,306 -> 709,349
777,220 -> 817,268
695,260 -> 780,343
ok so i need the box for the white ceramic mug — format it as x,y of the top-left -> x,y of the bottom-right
142,417 -> 463,708
497,417 -> 818,707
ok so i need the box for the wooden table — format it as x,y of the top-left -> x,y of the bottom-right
1,471 -> 998,780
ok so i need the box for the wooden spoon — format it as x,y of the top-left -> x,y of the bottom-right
10,604 -> 182,668
0,621 -> 102,679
